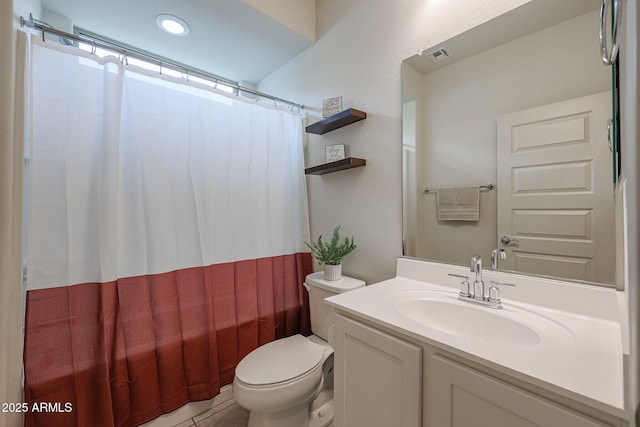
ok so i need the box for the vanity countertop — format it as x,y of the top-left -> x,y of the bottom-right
326,258 -> 627,418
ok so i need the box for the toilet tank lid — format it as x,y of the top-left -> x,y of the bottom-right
235,335 -> 325,386
305,272 -> 365,293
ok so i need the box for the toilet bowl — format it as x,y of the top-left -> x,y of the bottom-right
232,272 -> 365,427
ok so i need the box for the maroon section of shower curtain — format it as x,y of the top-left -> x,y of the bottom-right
22,252 -> 312,427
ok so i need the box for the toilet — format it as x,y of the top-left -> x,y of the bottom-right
233,272 -> 365,427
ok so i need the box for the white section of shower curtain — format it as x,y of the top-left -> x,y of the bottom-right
27,36 -> 310,290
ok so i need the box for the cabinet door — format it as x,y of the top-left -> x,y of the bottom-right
430,355 -> 615,427
334,314 -> 422,427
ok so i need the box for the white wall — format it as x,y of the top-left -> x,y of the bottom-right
1,1 -> 41,426
241,0 -> 316,42
258,0 -> 531,284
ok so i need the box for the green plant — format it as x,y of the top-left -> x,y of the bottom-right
305,226 -> 356,265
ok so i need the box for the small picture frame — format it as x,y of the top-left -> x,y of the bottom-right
325,144 -> 346,163
323,96 -> 343,118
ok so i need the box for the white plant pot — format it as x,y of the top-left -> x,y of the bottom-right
323,263 -> 342,281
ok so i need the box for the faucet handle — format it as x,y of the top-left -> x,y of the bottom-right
448,273 -> 471,297
488,280 -> 515,303
470,254 -> 482,273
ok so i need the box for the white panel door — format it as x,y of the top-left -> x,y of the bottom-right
497,92 -> 614,283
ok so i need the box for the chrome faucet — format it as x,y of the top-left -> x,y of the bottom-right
470,254 -> 484,300
447,254 -> 516,309
491,248 -> 506,269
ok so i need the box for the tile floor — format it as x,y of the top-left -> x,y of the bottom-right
174,402 -> 249,427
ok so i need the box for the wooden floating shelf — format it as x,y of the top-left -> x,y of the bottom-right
305,108 -> 367,135
305,157 -> 366,175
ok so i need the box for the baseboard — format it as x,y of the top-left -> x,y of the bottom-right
140,384 -> 235,427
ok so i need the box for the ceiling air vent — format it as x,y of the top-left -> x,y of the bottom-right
424,47 -> 450,63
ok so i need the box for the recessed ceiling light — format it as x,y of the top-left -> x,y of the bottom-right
156,14 -> 190,36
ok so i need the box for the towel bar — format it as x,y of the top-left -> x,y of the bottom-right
424,184 -> 494,193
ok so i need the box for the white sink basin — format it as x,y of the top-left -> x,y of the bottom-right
390,291 -> 573,348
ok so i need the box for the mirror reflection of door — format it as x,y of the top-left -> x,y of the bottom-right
497,92 -> 615,283
400,0 -> 617,286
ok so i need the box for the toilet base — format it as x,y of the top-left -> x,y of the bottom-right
245,398 -> 333,427
309,399 -> 333,427
247,401 -> 309,427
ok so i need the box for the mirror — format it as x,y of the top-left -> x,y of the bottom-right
402,0 -> 617,287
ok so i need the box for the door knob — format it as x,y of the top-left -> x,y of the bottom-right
500,236 -> 519,245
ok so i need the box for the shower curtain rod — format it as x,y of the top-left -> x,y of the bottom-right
19,14 -> 305,111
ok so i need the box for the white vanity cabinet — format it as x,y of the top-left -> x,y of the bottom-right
333,313 -> 422,427
333,311 -> 626,427
430,355 -> 618,427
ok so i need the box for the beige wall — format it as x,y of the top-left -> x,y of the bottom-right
259,0 -> 531,285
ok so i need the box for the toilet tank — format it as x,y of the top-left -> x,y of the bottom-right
304,272 -> 365,341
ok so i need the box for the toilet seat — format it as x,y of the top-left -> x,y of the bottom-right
235,334 -> 325,387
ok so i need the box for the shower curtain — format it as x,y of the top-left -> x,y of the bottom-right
23,36 -> 312,426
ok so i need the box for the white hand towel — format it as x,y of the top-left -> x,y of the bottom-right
436,186 -> 480,221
